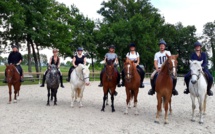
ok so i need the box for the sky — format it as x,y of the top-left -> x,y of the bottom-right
57,0 -> 215,34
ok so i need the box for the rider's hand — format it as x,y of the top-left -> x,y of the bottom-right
16,63 -> 20,65
156,68 -> 161,72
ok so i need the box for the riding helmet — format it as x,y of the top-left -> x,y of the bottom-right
158,39 -> 166,46
194,41 -> 202,47
129,43 -> 136,47
77,47 -> 83,51
109,45 -> 115,49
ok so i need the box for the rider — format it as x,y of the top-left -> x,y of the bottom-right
3,44 -> 24,83
148,39 -> 178,96
98,45 -> 121,88
184,41 -> 213,96
66,47 -> 86,82
40,48 -> 64,88
121,43 -> 145,88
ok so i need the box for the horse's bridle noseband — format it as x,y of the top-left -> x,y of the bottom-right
124,63 -> 134,82
191,71 -> 202,81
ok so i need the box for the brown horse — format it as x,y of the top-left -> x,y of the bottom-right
5,64 -> 21,103
101,59 -> 118,112
123,59 -> 140,115
154,54 -> 178,124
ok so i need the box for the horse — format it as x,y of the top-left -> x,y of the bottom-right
46,64 -> 60,106
5,64 -> 21,103
154,54 -> 178,124
189,60 -> 207,124
101,59 -> 118,112
70,64 -> 90,108
123,59 -> 140,115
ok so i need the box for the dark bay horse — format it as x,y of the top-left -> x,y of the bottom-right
154,54 -> 178,124
5,64 -> 21,103
123,59 -> 140,115
46,64 -> 60,106
101,59 -> 118,112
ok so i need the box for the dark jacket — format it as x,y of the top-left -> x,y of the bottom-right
190,52 -> 207,69
8,51 -> 23,64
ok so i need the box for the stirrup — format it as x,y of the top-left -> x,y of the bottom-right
172,89 -> 178,96
207,90 -> 213,96
66,78 -> 70,82
183,88 -> 189,94
61,85 -> 65,88
114,91 -> 118,96
139,83 -> 145,88
98,83 -> 103,87
148,89 -> 155,95
40,84 -> 45,87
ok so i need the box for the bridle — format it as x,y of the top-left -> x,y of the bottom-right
124,62 -> 134,82
75,68 -> 89,82
166,60 -> 177,78
191,70 -> 202,81
105,65 -> 114,81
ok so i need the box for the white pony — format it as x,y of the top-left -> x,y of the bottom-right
189,60 -> 207,124
70,64 -> 90,108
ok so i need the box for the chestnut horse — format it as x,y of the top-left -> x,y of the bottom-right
154,54 -> 178,124
101,59 -> 118,112
123,59 -> 140,115
5,64 -> 21,103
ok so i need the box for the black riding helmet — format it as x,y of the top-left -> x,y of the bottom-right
129,43 -> 136,48
158,39 -> 166,46
109,45 -> 115,49
77,47 -> 83,51
194,41 -> 202,47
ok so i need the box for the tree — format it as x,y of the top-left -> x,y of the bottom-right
97,0 -> 165,71
202,21 -> 215,70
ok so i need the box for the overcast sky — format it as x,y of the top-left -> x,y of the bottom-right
57,0 -> 215,34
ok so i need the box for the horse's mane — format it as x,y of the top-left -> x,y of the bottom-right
160,59 -> 168,71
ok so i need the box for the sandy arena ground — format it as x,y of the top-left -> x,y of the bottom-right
0,78 -> 215,134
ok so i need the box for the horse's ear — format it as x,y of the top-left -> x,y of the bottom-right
175,54 -> 179,58
87,64 -> 90,68
166,54 -> 170,58
189,60 -> 192,64
123,58 -> 126,63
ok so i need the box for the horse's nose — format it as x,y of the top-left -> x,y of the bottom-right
191,80 -> 196,84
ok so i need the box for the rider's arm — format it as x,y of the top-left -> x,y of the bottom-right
72,57 -> 77,67
83,57 -> 87,65
17,53 -> 23,65
115,57 -> 119,64
202,53 -> 208,69
8,53 -> 12,64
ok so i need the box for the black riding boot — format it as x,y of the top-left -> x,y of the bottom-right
66,67 -> 73,82
172,78 -> 178,96
148,79 -> 155,95
60,76 -> 64,88
138,72 -> 144,88
207,81 -> 213,96
184,79 -> 190,94
40,75 -> 46,87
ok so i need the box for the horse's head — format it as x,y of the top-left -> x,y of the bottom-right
5,64 -> 15,83
49,64 -> 58,77
123,59 -> 135,82
80,64 -> 90,85
105,59 -> 115,81
166,54 -> 178,78
189,60 -> 203,84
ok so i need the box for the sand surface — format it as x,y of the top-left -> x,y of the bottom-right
0,78 -> 215,134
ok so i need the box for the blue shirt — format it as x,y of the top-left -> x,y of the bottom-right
190,52 -> 207,69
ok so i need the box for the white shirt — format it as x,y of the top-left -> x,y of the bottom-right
126,51 -> 139,61
154,50 -> 171,68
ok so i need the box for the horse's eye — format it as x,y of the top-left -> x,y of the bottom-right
198,69 -> 201,71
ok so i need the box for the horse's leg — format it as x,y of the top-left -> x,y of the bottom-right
13,85 -> 17,103
8,84 -> 12,104
79,88 -> 84,108
134,89 -> 139,115
203,94 -> 207,115
50,90 -> 53,101
71,86 -> 75,107
164,96 -> 170,124
54,89 -> 57,105
169,97 -> 172,115
124,88 -> 130,114
190,95 -> 196,122
111,94 -> 115,112
155,94 -> 162,124
47,88 -> 50,106
106,93 -> 109,105
198,96 -> 204,124
101,87 -> 108,111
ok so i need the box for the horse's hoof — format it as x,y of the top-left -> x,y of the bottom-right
106,103 -> 109,106
101,109 -> 105,112
154,120 -> 160,124
112,109 -> 115,112
8,101 -> 11,104
191,119 -> 195,122
13,100 -> 17,103
54,103 -> 57,106
124,111 -> 128,115
79,105 -> 83,108
199,121 -> 204,124
164,121 -> 169,124
46,104 -> 50,106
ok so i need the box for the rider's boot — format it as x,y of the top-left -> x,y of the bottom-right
184,79 -> 190,94
60,76 -> 64,88
172,78 -> 178,96
40,75 -> 46,87
20,76 -> 24,82
148,79 -> 155,95
207,80 -> 213,96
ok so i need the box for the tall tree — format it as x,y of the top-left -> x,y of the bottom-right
202,21 -> 215,70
